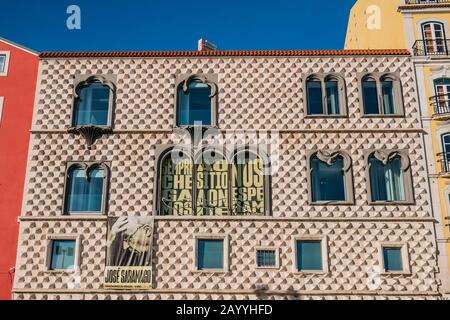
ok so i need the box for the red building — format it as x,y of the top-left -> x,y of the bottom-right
0,38 -> 38,300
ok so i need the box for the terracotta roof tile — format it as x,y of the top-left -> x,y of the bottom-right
39,49 -> 411,59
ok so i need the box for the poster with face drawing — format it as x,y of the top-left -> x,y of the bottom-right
104,216 -> 154,289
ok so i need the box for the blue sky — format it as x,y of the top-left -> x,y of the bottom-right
0,0 -> 356,52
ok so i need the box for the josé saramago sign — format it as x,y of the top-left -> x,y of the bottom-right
104,216 -> 154,289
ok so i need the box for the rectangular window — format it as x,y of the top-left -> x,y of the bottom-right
382,80 -> 396,114
50,240 -> 76,270
197,239 -> 224,270
362,80 -> 380,114
296,240 -> 322,271
383,247 -> 403,272
256,249 -> 277,268
0,54 -> 6,73
0,97 -> 4,126
306,80 -> 324,115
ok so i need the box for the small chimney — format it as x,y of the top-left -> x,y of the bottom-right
198,38 -> 218,51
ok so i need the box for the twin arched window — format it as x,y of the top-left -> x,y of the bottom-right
158,148 -> 270,216
361,73 -> 403,116
305,74 -> 346,116
63,163 -> 109,214
175,74 -> 218,127
72,75 -> 116,127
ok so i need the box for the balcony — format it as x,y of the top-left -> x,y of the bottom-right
405,0 -> 450,4
430,94 -> 450,120
437,152 -> 450,176
413,39 -> 450,56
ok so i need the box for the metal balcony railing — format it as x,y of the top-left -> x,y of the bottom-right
430,94 -> 450,118
413,39 -> 450,56
437,152 -> 450,174
405,0 -> 450,4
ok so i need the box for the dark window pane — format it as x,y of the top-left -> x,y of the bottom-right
50,240 -> 76,270
363,80 -> 380,114
198,239 -> 223,269
177,81 -> 212,126
307,80 -> 324,115
382,80 -> 396,114
383,247 -> 403,272
326,80 -> 340,115
369,156 -> 406,202
65,167 -> 104,213
74,83 -> 110,126
311,156 -> 346,202
0,55 -> 5,73
256,250 -> 276,267
296,241 -> 322,271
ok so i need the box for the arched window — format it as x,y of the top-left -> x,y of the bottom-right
72,75 -> 115,127
231,150 -> 267,215
433,78 -> 450,115
176,74 -> 218,127
367,150 -> 413,203
157,147 -> 270,216
361,73 -> 403,116
64,163 -> 108,214
308,150 -> 353,203
159,149 -> 193,216
304,73 -> 346,116
195,149 -> 229,216
422,22 -> 447,55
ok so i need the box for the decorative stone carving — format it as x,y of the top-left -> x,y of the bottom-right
314,149 -> 352,171
180,74 -> 218,98
67,126 -> 112,149
371,150 -> 410,170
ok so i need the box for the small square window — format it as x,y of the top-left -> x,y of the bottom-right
256,249 -> 277,268
197,239 -> 224,270
296,240 -> 322,271
383,247 -> 403,272
50,240 -> 76,270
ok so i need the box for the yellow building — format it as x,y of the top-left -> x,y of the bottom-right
346,0 -> 450,298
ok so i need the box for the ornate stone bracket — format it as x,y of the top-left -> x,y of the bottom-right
68,126 -> 112,149
314,150 -> 352,171
181,74 -> 218,98
370,150 -> 410,171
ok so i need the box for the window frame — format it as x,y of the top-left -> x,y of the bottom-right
193,234 -> 229,273
358,72 -> 404,117
154,145 -> 272,216
306,150 -> 354,205
62,161 -> 110,216
293,235 -> 329,274
71,74 -> 116,129
45,235 -> 81,272
364,149 -> 414,205
174,74 -> 218,128
303,73 -> 348,117
378,242 -> 411,275
0,51 -> 11,76
255,246 -> 279,269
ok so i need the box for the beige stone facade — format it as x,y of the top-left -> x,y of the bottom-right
13,52 -> 442,299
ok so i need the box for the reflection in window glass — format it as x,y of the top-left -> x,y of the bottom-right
197,239 -> 224,270
383,247 -> 403,272
306,80 -> 324,115
296,240 -> 322,271
177,81 -> 212,126
65,167 -> 104,213
363,79 -> 380,114
74,82 -> 110,126
0,55 -> 6,73
382,80 -> 396,115
311,156 -> 346,202
50,240 -> 76,270
326,80 -> 340,115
